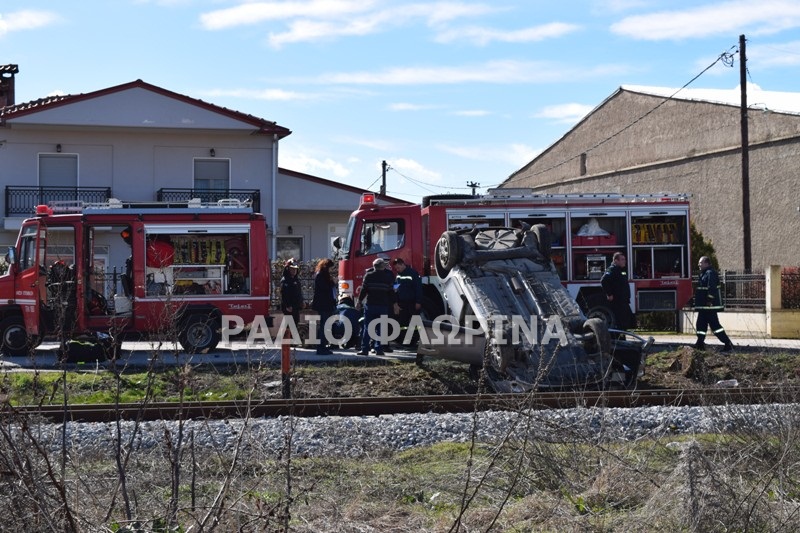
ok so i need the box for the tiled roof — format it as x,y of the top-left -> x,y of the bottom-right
0,79 -> 292,137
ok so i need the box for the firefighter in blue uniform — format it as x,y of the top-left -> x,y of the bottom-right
694,256 -> 734,352
391,257 -> 423,347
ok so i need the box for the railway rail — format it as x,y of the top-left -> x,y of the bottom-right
6,385 -> 800,423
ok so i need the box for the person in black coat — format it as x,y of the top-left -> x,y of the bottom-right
280,260 -> 303,328
311,258 -> 336,355
694,256 -> 734,352
356,257 -> 395,355
600,252 -> 636,334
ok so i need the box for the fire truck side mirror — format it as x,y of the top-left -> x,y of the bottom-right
5,247 -> 15,266
332,236 -> 342,250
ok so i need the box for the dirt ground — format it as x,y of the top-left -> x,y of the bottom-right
282,342 -> 800,398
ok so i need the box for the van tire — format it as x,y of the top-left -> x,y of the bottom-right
179,314 -> 221,353
531,224 -> 552,258
583,317 -> 611,355
0,316 -> 30,356
438,231 -> 462,270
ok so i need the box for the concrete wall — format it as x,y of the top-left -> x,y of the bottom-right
507,89 -> 800,271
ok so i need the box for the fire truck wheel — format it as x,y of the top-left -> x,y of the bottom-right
583,317 -> 611,355
437,231 -> 462,271
531,224 -> 552,258
586,296 -> 615,326
179,314 -> 221,354
0,316 -> 30,356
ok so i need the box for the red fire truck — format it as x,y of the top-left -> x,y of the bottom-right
0,199 -> 270,356
335,189 -> 693,325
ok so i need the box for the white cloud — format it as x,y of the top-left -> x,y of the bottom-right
201,87 -> 320,101
438,143 -> 538,167
389,158 -> 443,183
749,40 -> 800,68
199,0 -> 375,30
280,151 -> 352,178
435,22 -> 580,45
316,60 -> 631,85
0,10 -> 58,36
534,103 -> 595,123
611,0 -> 800,40
388,102 -> 439,111
200,1 -> 500,47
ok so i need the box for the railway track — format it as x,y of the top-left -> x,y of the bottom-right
7,385 -> 800,423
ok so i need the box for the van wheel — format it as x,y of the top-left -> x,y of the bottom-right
583,317 -> 611,355
0,316 -> 30,356
179,314 -> 221,353
473,228 -> 518,251
531,224 -> 552,258
437,231 -> 462,271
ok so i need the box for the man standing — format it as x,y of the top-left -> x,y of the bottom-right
694,256 -> 734,352
600,252 -> 636,333
356,257 -> 395,355
392,257 -> 422,347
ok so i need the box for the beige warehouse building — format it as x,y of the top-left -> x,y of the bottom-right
503,85 -> 800,271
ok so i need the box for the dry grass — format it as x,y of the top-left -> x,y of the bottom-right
0,347 -> 799,531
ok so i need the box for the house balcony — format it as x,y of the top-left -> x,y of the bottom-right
5,186 -> 112,217
157,188 -> 261,213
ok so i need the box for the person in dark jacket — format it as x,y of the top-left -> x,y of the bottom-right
311,258 -> 336,355
600,252 -> 636,334
392,257 -> 422,347
694,256 -> 734,352
280,260 -> 303,328
356,257 -> 395,355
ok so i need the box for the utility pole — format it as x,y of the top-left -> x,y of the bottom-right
739,34 -> 752,271
466,181 -> 480,195
380,160 -> 387,196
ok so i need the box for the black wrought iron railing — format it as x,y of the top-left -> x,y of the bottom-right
157,188 -> 261,213
5,186 -> 112,217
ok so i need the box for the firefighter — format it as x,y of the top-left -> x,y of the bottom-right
694,256 -> 734,352
391,257 -> 422,348
600,252 -> 636,334
280,260 -> 304,328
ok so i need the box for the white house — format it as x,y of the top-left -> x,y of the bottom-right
0,65 -> 408,269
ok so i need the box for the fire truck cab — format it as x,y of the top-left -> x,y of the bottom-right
0,199 -> 270,356
336,189 -> 693,324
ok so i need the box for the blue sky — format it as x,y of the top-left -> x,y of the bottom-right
3,1 -> 800,202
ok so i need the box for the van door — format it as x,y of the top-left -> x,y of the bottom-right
16,222 -> 45,335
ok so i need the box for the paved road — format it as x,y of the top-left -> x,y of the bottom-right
0,333 -> 796,371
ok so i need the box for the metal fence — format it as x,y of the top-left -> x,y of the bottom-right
721,270 -> 766,310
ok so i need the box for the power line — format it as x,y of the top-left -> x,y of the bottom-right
387,166 -> 473,194
503,42 -> 739,187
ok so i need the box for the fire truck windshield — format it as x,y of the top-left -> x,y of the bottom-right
335,215 -> 357,260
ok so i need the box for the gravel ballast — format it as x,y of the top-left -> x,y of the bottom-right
26,403 -> 798,458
